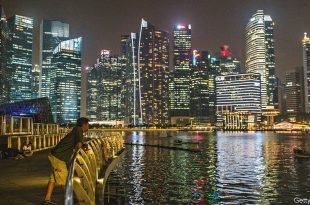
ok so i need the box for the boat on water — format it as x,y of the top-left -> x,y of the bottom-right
293,148 -> 310,158
174,139 -> 183,145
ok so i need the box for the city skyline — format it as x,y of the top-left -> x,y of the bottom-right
4,0 -> 310,82
3,0 -> 310,123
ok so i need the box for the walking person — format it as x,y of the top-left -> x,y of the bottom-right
42,117 -> 89,205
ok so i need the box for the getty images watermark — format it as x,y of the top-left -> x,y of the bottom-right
294,197 -> 310,204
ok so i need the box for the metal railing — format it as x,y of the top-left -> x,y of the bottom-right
1,115 -> 69,152
65,130 -> 124,205
6,132 -> 68,152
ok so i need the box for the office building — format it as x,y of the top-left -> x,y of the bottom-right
171,24 -> 192,124
7,15 -> 33,102
302,32 -> 310,113
246,10 -> 276,108
50,37 -> 82,124
217,45 -> 240,75
32,64 -> 41,99
87,50 -> 123,123
215,73 -> 262,126
285,67 -> 304,121
191,50 -> 216,124
138,19 -> 169,126
40,19 -> 69,98
121,33 -> 140,126
0,5 -> 9,104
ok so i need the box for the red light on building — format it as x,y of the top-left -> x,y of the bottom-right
220,45 -> 232,57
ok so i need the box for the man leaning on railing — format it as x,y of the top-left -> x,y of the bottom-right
42,117 -> 90,205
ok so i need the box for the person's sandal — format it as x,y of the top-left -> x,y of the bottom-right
42,200 -> 56,205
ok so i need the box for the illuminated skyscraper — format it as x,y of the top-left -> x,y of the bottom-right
302,32 -> 310,113
122,33 -> 139,125
32,64 -> 41,99
285,67 -> 304,121
7,15 -> 33,102
215,73 -> 262,125
87,50 -> 124,122
138,19 -> 169,126
50,37 -> 82,124
191,50 -> 216,124
99,51 -> 123,121
40,19 -> 69,98
171,24 -> 192,124
0,5 -> 9,105
217,45 -> 240,75
246,10 -> 276,108
86,65 -> 98,121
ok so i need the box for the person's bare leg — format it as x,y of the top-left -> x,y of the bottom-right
44,180 -> 55,201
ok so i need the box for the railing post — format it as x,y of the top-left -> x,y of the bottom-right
38,135 -> 42,149
10,116 -> 14,134
43,134 -> 46,149
1,115 -> 4,135
17,137 -> 21,151
19,117 -> 23,133
7,136 -> 11,148
33,136 -> 36,150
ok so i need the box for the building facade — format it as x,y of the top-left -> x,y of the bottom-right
50,37 -> 82,124
215,73 -> 262,126
87,50 -> 123,123
40,19 -> 69,98
171,24 -> 192,122
7,15 -> 33,102
285,67 -> 304,121
245,10 -> 276,109
121,33 -> 140,126
190,50 -> 216,124
217,45 -> 241,76
32,64 -> 41,99
302,32 -> 310,113
0,5 -> 9,105
138,19 -> 169,127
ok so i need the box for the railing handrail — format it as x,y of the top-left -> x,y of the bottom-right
64,130 -> 124,205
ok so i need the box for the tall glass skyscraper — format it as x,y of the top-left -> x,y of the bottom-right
302,32 -> 310,113
246,10 -> 276,109
138,19 -> 169,126
122,33 -> 139,126
86,64 -> 99,121
87,50 -> 126,122
50,37 -> 82,124
191,50 -> 216,124
285,67 -> 304,121
40,19 -> 69,98
98,51 -> 122,121
171,24 -> 192,119
32,64 -> 41,99
0,5 -> 9,105
7,15 -> 33,102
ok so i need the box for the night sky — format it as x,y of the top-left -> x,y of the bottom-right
3,0 -> 310,115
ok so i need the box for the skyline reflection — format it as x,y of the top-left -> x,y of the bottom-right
105,131 -> 310,204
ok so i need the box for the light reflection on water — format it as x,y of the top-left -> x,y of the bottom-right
104,131 -> 310,204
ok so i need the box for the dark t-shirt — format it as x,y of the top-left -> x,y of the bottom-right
51,126 -> 83,163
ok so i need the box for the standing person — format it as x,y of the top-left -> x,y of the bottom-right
42,117 -> 89,205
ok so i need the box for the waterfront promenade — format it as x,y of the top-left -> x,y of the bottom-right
0,149 -> 63,205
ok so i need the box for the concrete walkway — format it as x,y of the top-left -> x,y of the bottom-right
0,150 -> 63,205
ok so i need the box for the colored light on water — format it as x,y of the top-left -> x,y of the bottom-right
192,135 -> 204,141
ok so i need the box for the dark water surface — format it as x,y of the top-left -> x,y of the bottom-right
104,131 -> 310,205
